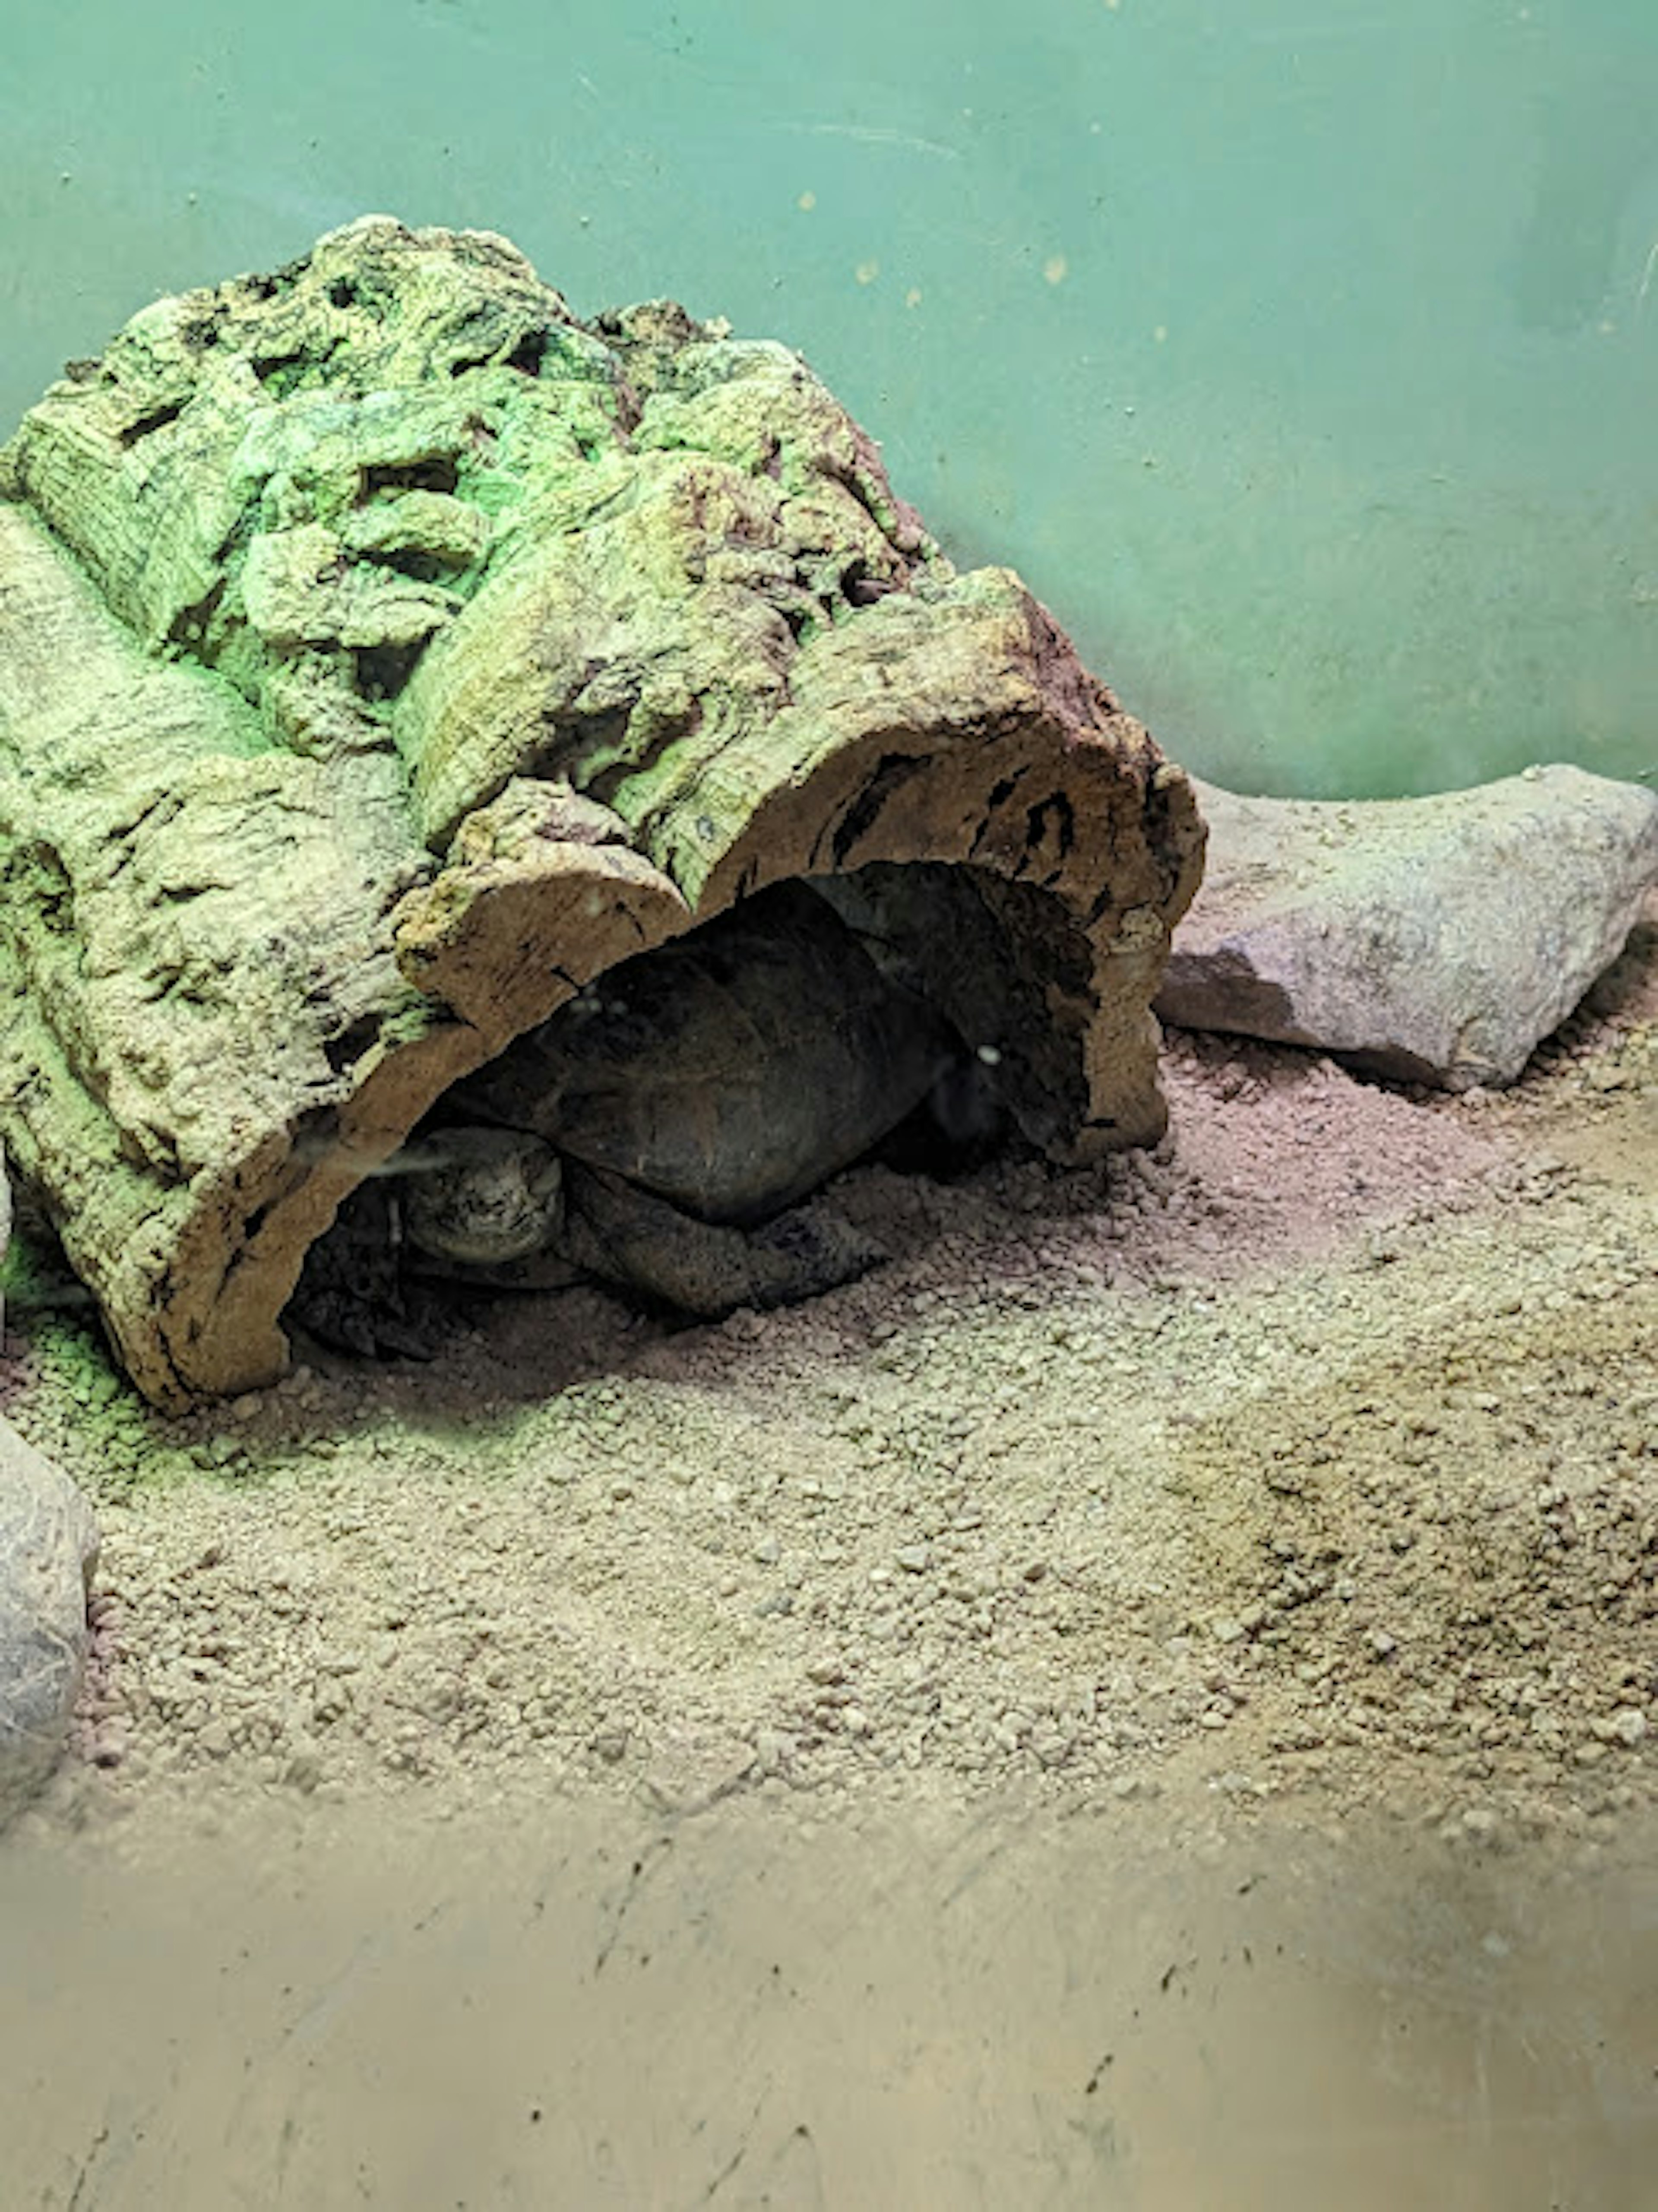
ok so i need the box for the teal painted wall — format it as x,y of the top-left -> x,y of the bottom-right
5,0 -> 1655,796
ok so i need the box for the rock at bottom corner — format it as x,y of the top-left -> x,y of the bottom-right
0,1417 -> 100,1828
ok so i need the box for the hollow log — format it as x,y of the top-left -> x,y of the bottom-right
0,217 -> 1204,1408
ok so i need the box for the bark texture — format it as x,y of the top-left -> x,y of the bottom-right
0,217 -> 1203,1408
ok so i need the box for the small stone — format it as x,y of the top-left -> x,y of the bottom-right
284,1749 -> 324,1793
751,1534 -> 781,1565
89,1721 -> 127,1769
753,1727 -> 791,1773
895,1543 -> 931,1573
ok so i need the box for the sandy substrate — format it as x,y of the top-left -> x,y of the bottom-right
5,1789 -> 1657,2209
1,899 -> 1655,2209
4,896 -> 1654,1859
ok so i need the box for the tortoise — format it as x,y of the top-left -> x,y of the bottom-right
290,877 -> 1002,1357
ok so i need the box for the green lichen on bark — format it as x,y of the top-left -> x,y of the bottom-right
0,217 -> 1203,1408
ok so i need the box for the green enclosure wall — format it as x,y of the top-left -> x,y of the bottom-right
6,0 -> 1655,797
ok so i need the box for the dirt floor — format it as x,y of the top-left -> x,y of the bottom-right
0,894 -> 1654,2207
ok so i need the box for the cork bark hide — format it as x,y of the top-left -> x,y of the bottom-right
0,218 -> 1204,1410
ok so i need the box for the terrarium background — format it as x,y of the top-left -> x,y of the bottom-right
5,0 -> 1654,800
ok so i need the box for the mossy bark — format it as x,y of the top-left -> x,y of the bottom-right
0,217 -> 1203,1408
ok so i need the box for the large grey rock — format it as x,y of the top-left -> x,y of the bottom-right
0,1417 -> 100,1826
1156,766 -> 1658,1088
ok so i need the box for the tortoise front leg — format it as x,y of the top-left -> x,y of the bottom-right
560,1164 -> 887,1319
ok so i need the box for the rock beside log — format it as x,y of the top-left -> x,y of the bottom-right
1156,767 -> 1658,1087
0,217 -> 1202,1406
